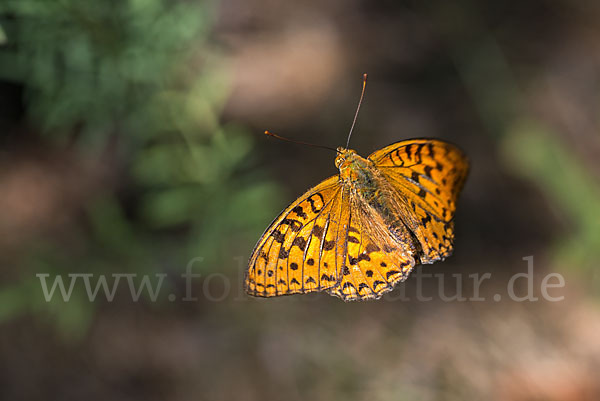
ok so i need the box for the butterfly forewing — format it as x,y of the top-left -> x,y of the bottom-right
368,139 -> 469,263
246,176 -> 347,296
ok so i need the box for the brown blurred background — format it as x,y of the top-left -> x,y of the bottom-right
1,0 -> 600,400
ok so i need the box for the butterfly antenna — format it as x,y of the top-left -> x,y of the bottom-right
264,131 -> 340,154
345,73 -> 368,149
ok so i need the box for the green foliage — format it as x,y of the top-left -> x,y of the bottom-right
502,121 -> 600,274
1,0 -> 213,143
0,0 -> 282,335
0,22 -> 6,45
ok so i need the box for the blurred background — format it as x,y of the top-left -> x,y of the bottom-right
1,0 -> 600,400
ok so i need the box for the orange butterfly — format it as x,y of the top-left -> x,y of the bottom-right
246,75 -> 469,301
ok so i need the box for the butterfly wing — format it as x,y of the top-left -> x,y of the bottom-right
246,175 -> 350,297
368,139 -> 469,264
328,194 -> 417,301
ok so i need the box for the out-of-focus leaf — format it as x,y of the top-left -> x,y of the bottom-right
502,119 -> 600,273
0,22 -> 6,45
141,186 -> 203,227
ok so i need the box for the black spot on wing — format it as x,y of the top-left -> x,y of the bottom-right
421,214 -> 432,226
281,219 -> 302,232
349,254 -> 370,265
414,143 -> 424,163
372,280 -> 386,289
271,231 -> 285,243
323,240 -> 335,251
348,236 -> 360,244
427,143 -> 435,158
386,270 -> 401,280
321,274 -> 335,281
292,206 -> 307,219
307,193 -> 325,213
313,224 -> 324,238
365,243 -> 380,254
391,149 -> 404,166
292,236 -> 307,250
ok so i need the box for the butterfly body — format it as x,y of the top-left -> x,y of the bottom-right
336,148 -> 380,199
246,138 -> 469,301
337,147 -> 420,252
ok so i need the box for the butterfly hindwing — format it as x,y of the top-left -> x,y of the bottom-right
328,198 -> 417,301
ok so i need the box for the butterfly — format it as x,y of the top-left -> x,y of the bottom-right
245,75 -> 469,301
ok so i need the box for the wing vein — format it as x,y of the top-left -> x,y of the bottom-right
295,187 -> 341,292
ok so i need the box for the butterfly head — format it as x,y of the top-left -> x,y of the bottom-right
334,148 -> 357,169
335,148 -> 372,183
